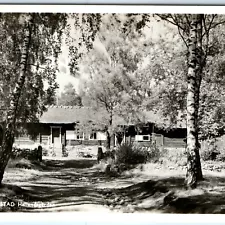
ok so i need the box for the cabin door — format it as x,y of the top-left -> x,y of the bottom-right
51,126 -> 62,156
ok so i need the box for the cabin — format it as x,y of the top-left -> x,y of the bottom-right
0,106 -> 187,156
117,122 -> 186,149
13,106 -> 109,156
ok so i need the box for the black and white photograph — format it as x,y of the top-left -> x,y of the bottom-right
1,6 -> 225,214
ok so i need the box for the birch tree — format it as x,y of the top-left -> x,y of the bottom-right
0,13 -> 67,184
120,14 -> 225,188
155,14 -> 225,188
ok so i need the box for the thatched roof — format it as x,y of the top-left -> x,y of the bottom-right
39,105 -> 186,129
40,106 -> 100,124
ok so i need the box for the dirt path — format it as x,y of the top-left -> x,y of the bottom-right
3,158 -> 225,213
3,158 -> 143,212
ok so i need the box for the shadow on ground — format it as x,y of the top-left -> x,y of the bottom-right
2,158 -> 124,212
101,176 -> 225,213
36,158 -> 97,170
3,158 -> 225,213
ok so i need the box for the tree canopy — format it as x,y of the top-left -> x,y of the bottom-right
57,82 -> 82,106
79,14 -> 148,148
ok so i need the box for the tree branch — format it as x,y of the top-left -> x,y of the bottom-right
211,18 -> 225,30
172,15 -> 189,49
156,14 -> 185,32
203,15 -> 216,61
157,14 -> 188,49
97,94 -> 111,113
177,23 -> 189,49
202,14 -> 216,38
184,14 -> 191,29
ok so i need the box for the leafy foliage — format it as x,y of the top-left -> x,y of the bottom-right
139,15 -> 225,138
58,82 -> 82,106
0,13 -> 68,183
65,14 -> 102,77
78,14 -> 148,148
11,147 -> 42,161
200,139 -> 220,161
137,21 -> 187,127
0,13 -> 67,126
115,142 -> 160,165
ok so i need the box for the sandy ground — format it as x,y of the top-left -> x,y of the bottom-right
2,157 -> 225,213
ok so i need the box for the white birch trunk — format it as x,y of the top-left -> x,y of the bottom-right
185,14 -> 204,188
0,19 -> 33,184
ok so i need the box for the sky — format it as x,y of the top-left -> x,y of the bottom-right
56,37 -> 111,95
56,40 -> 79,94
56,56 -> 79,94
55,15 -> 112,95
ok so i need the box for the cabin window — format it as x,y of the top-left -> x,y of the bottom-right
66,130 -> 84,140
135,135 -> 150,142
89,132 -> 97,140
74,127 -> 84,140
143,135 -> 150,141
75,133 -> 84,140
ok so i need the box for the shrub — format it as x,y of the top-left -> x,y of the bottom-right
201,139 -> 220,161
97,148 -> 116,164
161,148 -> 187,166
145,142 -> 161,162
48,147 -> 56,157
201,149 -> 220,161
115,142 -> 161,165
216,151 -> 225,162
11,147 -> 41,161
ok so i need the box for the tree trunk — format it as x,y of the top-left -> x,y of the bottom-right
185,14 -> 204,188
106,130 -> 111,150
0,18 -> 33,185
194,85 -> 203,181
194,72 -> 203,181
106,111 -> 113,150
194,14 -> 206,181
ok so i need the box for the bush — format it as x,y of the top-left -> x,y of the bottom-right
201,139 -> 220,161
115,142 -> 161,165
161,148 -> 187,166
202,149 -> 220,161
145,142 -> 161,162
11,147 -> 42,161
